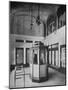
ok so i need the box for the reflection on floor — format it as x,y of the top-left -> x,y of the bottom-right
10,67 -> 66,88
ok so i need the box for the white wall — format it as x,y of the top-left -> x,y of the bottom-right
44,26 -> 66,45
44,25 -> 66,67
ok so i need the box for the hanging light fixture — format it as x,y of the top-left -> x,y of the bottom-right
36,4 -> 41,25
30,4 -> 33,30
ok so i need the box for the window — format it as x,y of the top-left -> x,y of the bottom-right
26,40 -> 33,43
16,40 -> 24,43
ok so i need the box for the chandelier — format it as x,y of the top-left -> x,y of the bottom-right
30,4 -> 41,29
36,4 -> 41,25
30,5 -> 33,30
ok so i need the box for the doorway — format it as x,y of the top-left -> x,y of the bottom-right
15,48 -> 24,88
16,48 -> 24,65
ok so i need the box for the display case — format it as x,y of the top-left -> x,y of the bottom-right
30,42 -> 48,82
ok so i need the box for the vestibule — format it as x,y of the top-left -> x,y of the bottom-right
9,2 -> 66,88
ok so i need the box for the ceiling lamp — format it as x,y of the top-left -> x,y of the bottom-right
36,4 -> 41,25
30,5 -> 33,30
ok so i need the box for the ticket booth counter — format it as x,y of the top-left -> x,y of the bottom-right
30,42 -> 48,82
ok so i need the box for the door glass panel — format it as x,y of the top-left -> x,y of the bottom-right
16,48 -> 24,65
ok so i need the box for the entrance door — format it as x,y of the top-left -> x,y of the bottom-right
16,48 -> 24,65
15,48 -> 24,88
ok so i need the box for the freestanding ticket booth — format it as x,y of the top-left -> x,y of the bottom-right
30,42 -> 48,82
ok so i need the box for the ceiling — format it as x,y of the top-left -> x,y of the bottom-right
10,1 -> 60,23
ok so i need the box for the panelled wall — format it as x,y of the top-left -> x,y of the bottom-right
9,34 -> 44,66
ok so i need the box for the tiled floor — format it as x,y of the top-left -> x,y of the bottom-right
9,67 -> 66,88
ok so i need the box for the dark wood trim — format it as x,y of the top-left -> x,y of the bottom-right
47,47 -> 49,64
26,48 -> 30,66
16,40 -> 24,43
60,44 -> 66,48
26,40 -> 33,43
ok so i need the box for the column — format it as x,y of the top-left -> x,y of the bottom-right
24,40 -> 26,64
58,43 -> 61,67
38,48 -> 39,64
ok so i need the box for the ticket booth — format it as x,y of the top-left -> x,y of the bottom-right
30,42 -> 48,82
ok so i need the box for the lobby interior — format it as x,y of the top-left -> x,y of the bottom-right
9,1 -> 66,89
